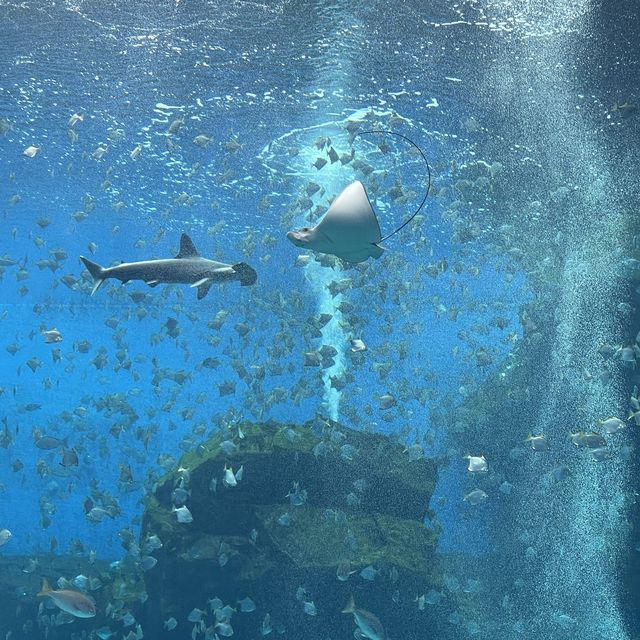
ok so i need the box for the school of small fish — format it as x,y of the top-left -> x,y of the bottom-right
0,45 -> 638,640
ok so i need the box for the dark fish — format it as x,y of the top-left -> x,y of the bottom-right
60,448 -> 79,468
234,323 -> 250,337
611,101 -> 637,118
336,559 -> 355,581
35,436 -> 68,450
201,357 -> 221,369
218,381 -> 236,397
27,358 -> 42,372
74,340 -> 90,353
0,255 -> 17,267
0,422 -> 13,448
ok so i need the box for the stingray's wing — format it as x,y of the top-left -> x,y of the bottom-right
317,181 -> 382,244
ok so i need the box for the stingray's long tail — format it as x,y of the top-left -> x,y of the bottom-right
353,130 -> 431,243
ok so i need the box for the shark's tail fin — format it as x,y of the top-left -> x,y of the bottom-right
80,256 -> 107,295
342,596 -> 356,614
232,262 -> 257,286
37,578 -> 52,597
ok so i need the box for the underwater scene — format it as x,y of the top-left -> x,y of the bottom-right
0,0 -> 639,638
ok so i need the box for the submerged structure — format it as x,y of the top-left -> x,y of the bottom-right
140,419 -> 440,639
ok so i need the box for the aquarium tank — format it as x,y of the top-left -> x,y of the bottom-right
0,0 -> 638,638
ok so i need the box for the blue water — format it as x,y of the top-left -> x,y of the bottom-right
0,0 -> 638,639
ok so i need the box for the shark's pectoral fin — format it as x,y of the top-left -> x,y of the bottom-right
196,280 -> 213,300
146,280 -> 161,287
190,278 -> 213,300
191,277 -> 214,298
370,243 -> 385,259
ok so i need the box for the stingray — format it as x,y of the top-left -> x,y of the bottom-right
286,131 -> 430,263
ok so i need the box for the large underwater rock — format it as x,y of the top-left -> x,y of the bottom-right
140,418 -> 442,639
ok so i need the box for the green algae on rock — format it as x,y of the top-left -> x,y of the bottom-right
140,419 -> 442,640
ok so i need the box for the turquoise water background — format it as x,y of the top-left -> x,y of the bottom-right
0,1 -> 639,638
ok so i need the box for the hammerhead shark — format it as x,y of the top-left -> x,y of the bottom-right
80,233 -> 257,299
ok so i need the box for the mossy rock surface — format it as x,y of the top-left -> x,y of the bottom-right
140,420 -> 442,640
150,418 -> 436,524
257,504 -> 438,577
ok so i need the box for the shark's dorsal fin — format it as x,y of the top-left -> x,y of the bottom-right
176,234 -> 199,259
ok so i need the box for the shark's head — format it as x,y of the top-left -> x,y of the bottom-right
286,227 -> 316,248
232,262 -> 258,286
